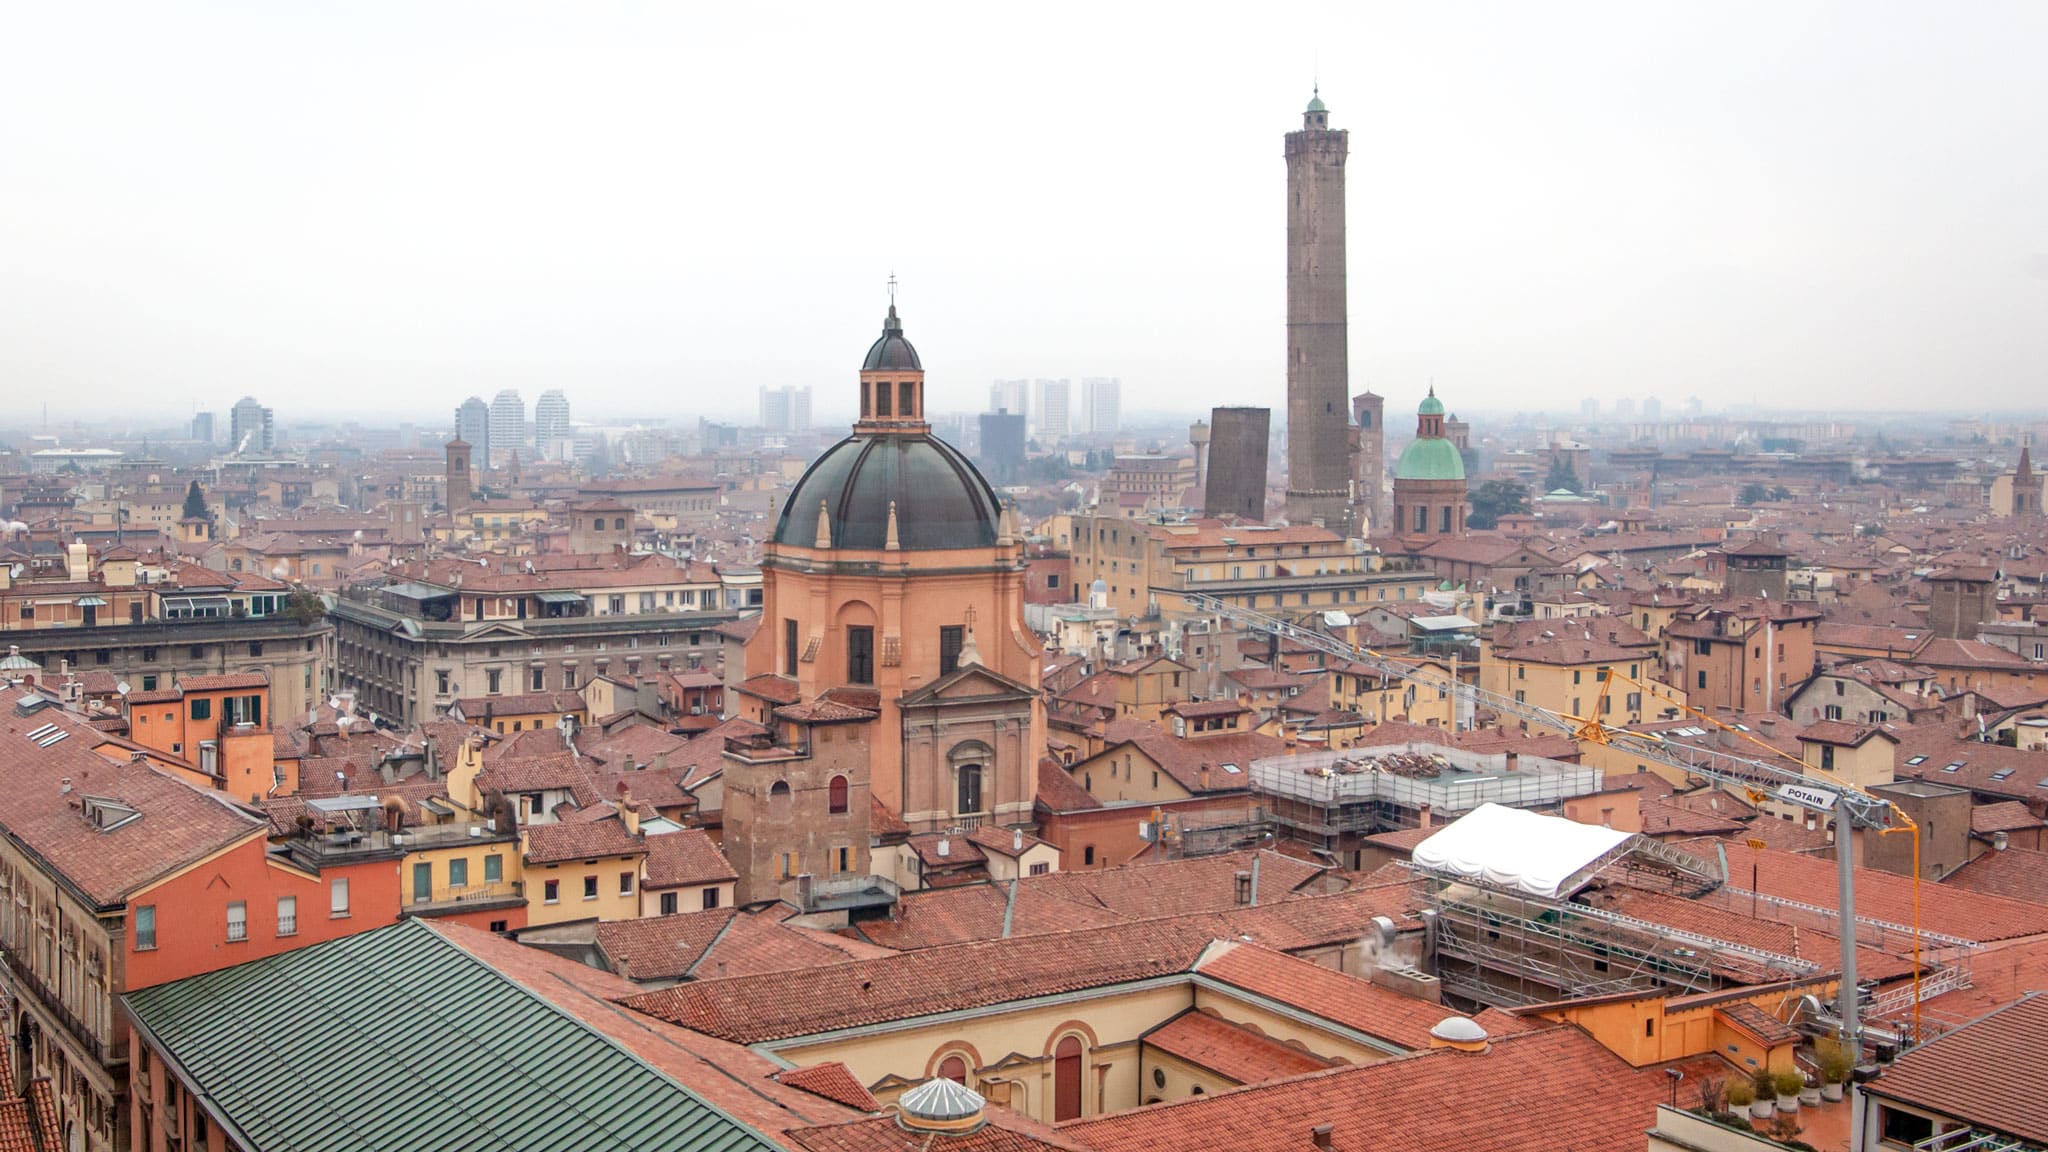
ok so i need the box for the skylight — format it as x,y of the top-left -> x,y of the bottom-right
1942,761 -> 1965,773
1991,769 -> 2015,781
1904,755 -> 1928,766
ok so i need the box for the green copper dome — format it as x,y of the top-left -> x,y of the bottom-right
1396,437 -> 1466,482
1306,92 -> 1326,113
1418,391 -> 1445,417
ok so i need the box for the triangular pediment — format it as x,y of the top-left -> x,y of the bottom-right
899,663 -> 1036,707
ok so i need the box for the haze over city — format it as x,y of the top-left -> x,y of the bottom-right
5,1 -> 2047,425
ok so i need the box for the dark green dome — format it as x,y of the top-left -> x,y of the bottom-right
862,305 -> 922,372
774,434 -> 1001,551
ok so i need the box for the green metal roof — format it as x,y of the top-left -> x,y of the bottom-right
1395,436 -> 1467,482
1417,391 -> 1445,417
123,919 -> 782,1152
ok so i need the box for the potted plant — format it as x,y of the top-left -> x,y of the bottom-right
1817,1039 -> 1852,1102
1774,1070 -> 1804,1114
1800,1074 -> 1822,1107
1727,1080 -> 1756,1119
1747,1070 -> 1777,1120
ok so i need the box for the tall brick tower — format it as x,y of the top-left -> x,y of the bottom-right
1284,89 -> 1352,535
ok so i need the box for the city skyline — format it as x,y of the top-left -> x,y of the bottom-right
4,3 -> 2046,425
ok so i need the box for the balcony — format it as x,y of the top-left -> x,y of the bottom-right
403,880 -> 526,918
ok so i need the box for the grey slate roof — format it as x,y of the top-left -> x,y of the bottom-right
123,919 -> 781,1152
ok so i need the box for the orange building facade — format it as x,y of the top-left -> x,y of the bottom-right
742,301 -> 1046,835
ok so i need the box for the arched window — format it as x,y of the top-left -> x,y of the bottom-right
769,780 -> 792,815
1054,1036 -> 1083,1121
938,1055 -> 968,1084
828,775 -> 849,814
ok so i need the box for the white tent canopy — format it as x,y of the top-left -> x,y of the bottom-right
1410,803 -> 1633,899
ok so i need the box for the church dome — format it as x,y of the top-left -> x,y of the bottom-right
774,434 -> 1002,551
1396,437 -> 1466,482
862,305 -> 922,372
1418,391 -> 1445,417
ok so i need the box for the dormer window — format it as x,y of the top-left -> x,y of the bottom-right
81,796 -> 142,833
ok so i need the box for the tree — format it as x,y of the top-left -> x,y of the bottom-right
182,479 -> 209,520
1738,482 -> 1769,506
1468,480 -> 1530,530
283,586 -> 327,626
1769,485 -> 1793,502
1543,458 -> 1580,494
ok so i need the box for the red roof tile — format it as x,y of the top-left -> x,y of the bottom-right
522,813 -> 646,864
1862,991 -> 2048,1145
1195,942 -> 1452,1050
1944,846 -> 2048,905
773,1063 -> 882,1113
1058,1026 -> 1708,1152
1143,1009 -> 1334,1084
641,828 -> 735,888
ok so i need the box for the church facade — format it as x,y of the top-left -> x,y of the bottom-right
725,300 -> 1047,903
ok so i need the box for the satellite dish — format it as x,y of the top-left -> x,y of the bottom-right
116,681 -> 131,695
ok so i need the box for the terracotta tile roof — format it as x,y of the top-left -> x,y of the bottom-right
736,674 -> 801,705
595,908 -> 892,982
1057,1026 -> 1708,1152
773,1063 -> 881,1113
0,1074 -> 58,1152
1196,941 -> 1454,1050
1797,720 -> 1899,747
1143,1009 -> 1335,1084
1862,991 -> 2048,1145
1944,846 -> 2048,905
869,794 -> 910,837
1035,759 -> 1102,813
1711,844 -> 2048,943
0,688 -> 264,908
522,813 -> 646,864
1971,802 -> 2046,836
1095,720 -> 1281,793
641,828 -> 735,888
622,919 -> 1226,1043
790,1108 -> 1088,1152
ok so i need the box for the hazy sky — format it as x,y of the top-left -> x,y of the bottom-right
4,2 -> 2046,430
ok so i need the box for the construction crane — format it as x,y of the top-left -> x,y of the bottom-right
1186,592 -> 1924,1059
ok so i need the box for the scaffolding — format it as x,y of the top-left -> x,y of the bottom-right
1252,744 -> 1602,836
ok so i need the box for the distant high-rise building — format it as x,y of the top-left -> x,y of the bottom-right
229,396 -> 274,455
1081,377 -> 1121,437
1035,379 -> 1071,440
191,412 -> 216,445
1643,397 -> 1663,421
1581,398 -> 1600,419
1189,419 -> 1211,494
977,410 -> 1027,485
758,386 -> 812,433
989,380 -> 1031,423
1613,398 -> 1635,419
1283,91 -> 1352,535
456,396 -> 491,464
534,390 -> 572,460
488,390 -> 525,467
1206,407 -> 1271,523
